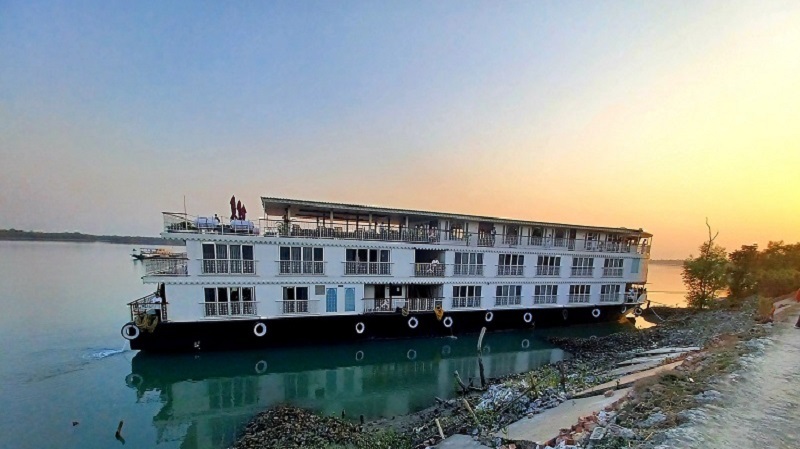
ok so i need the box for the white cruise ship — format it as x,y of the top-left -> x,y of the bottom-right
121,196 -> 650,352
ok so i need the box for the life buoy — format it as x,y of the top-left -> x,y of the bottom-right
355,350 -> 364,361
255,360 -> 268,374
485,311 -> 494,322
562,308 -> 569,321
523,312 -> 533,323
407,349 -> 417,360
621,306 -> 628,315
521,339 -> 530,349
591,308 -> 601,318
408,316 -> 419,329
253,322 -> 267,337
125,373 -> 143,387
121,324 -> 140,340
633,306 -> 643,317
443,316 -> 453,328
355,322 -> 366,334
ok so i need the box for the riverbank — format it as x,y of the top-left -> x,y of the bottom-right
0,229 -> 181,245
227,295 -> 794,448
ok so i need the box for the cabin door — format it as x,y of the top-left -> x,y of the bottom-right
326,288 -> 338,313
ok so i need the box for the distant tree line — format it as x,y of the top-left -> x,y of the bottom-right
682,220 -> 800,309
0,229 -> 182,246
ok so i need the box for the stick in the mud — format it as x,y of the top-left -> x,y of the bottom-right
453,370 -> 469,394
462,399 -> 480,427
435,418 -> 445,439
477,327 -> 487,388
115,420 -> 124,440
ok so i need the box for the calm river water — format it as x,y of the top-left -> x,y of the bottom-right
0,242 -> 684,449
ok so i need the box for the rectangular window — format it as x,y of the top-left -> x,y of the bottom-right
536,256 -> 561,276
202,243 -> 254,274
283,286 -> 310,313
279,246 -> 324,274
631,258 -> 640,274
497,253 -> 524,276
454,252 -> 484,276
570,257 -> 594,277
203,286 -> 257,317
533,285 -> 558,304
495,285 -> 522,306
452,285 -> 482,308
568,284 -> 591,303
344,248 -> 391,275
602,258 -> 624,277
600,284 -> 622,302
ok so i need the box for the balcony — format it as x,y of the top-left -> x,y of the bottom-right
570,266 -> 594,277
452,296 -> 482,309
144,258 -> 188,276
602,267 -> 623,277
600,293 -> 622,303
363,297 -> 443,313
128,292 -> 168,322
533,294 -> 558,305
278,299 -> 320,314
497,265 -> 524,276
568,294 -> 591,303
535,265 -> 560,276
202,301 -> 258,317
453,264 -> 484,276
279,261 -> 325,275
201,259 -> 256,275
163,212 -> 260,236
344,261 -> 392,275
494,295 -> 522,307
414,262 -> 445,277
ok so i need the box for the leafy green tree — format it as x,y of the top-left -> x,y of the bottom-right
682,220 -> 728,309
727,244 -> 759,298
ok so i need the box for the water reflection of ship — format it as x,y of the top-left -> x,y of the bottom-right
125,333 -> 565,448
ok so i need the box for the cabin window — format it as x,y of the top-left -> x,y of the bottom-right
568,284 -> 591,303
602,258 -> 624,277
631,258 -> 640,274
495,285 -> 522,306
570,257 -> 594,277
454,252 -> 484,276
345,248 -> 391,275
203,286 -> 257,316
600,284 -> 622,302
534,285 -> 558,304
202,243 -> 255,274
279,246 -> 324,274
536,256 -> 561,276
282,286 -> 310,313
497,253 -> 524,276
452,285 -> 482,308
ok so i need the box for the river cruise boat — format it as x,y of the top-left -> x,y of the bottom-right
121,196 -> 651,352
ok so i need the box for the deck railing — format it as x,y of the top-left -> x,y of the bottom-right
452,264 -> 484,276
452,296 -> 482,308
202,301 -> 258,317
414,262 -> 445,277
128,292 -> 168,321
494,295 -> 522,307
201,259 -> 256,275
163,212 -> 260,236
600,293 -> 622,303
362,297 -> 444,313
497,265 -> 524,276
343,261 -> 392,275
533,294 -> 558,305
602,267 -> 623,277
144,258 -> 188,276
278,299 -> 320,314
278,261 -> 325,275
535,265 -> 560,276
568,294 -> 591,303
570,267 -> 595,277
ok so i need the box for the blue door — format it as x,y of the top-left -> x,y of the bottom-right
326,288 -> 337,313
345,288 -> 355,312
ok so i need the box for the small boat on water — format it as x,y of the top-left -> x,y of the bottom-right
121,195 -> 651,352
131,248 -> 186,260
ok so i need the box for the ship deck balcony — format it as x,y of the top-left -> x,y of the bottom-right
363,297 -> 443,313
414,262 -> 446,277
143,258 -> 188,276
493,295 -> 522,307
202,301 -> 258,317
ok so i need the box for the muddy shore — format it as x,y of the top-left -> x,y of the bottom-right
228,296 -> 792,449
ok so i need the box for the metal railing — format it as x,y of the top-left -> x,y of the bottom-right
452,296 -> 482,308
497,265 -> 524,276
344,261 -> 392,275
568,294 -> 591,303
163,212 -> 260,236
536,265 -> 561,276
144,258 -> 188,276
362,297 -> 444,313
128,292 -> 168,321
202,301 -> 258,317
602,267 -> 623,277
201,259 -> 256,275
414,262 -> 445,277
278,261 -> 325,275
494,295 -> 522,307
453,264 -> 484,276
570,266 -> 595,277
278,299 -> 320,314
533,294 -> 558,305
600,293 -> 622,303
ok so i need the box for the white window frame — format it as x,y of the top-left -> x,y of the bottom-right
533,284 -> 558,304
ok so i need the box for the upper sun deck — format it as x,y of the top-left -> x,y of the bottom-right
161,196 -> 652,255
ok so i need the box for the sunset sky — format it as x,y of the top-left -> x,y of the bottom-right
1,1 -> 798,259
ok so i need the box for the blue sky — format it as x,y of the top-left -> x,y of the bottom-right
2,1 -> 799,258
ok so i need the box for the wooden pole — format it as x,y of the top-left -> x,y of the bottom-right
477,327 -> 487,388
435,418 -> 445,439
462,399 -> 480,427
